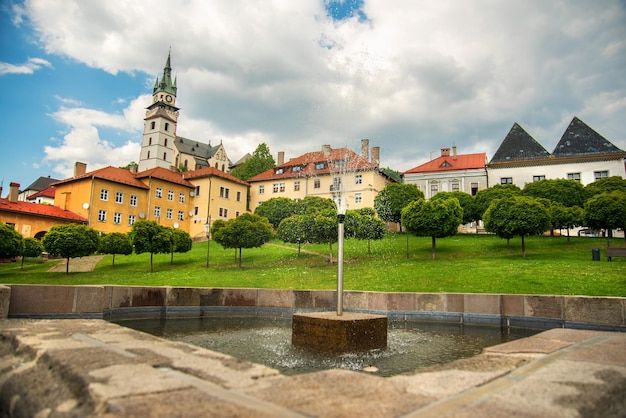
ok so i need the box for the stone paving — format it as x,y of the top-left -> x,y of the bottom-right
1,319 -> 625,417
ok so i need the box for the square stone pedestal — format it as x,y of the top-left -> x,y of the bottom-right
292,311 -> 387,353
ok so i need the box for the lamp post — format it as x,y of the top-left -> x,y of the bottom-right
205,217 -> 211,268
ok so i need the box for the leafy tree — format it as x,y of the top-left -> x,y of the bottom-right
379,167 -> 401,183
277,214 -> 310,255
483,196 -> 550,257
21,237 -> 43,269
374,183 -> 423,231
130,220 -> 172,272
254,197 -> 297,229
522,179 -> 586,207
42,224 -> 100,274
99,232 -> 132,266
473,184 -> 521,221
308,213 -> 338,262
355,214 -> 386,255
431,191 -> 476,224
585,176 -> 626,198
120,161 -> 138,171
550,204 -> 585,243
169,228 -> 193,264
401,197 -> 463,259
211,213 -> 273,267
231,143 -> 276,181
343,210 -> 362,238
0,223 -> 22,261
294,196 -> 337,215
584,191 -> 626,246
358,207 -> 376,217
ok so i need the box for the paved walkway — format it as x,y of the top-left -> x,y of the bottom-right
46,255 -> 105,273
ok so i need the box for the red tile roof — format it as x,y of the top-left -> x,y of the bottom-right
27,187 -> 56,200
248,147 -> 378,182
403,153 -> 487,174
135,167 -> 194,188
182,167 -> 249,186
53,166 -> 150,189
0,198 -> 87,223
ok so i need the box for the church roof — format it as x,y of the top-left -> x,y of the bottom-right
403,152 -> 486,174
22,176 -> 60,193
552,116 -> 625,157
175,136 -> 222,159
489,123 -> 551,163
153,51 -> 177,96
0,198 -> 87,223
183,167 -> 249,186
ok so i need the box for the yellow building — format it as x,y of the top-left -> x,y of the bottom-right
182,167 -> 250,240
247,140 -> 392,212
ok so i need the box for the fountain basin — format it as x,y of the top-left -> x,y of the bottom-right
292,311 -> 387,353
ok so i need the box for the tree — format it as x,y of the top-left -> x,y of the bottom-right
550,204 -> 584,243
522,179 -> 586,208
401,198 -> 463,259
374,183 -> 423,231
21,237 -> 43,269
308,213 -> 338,262
277,214 -> 310,255
99,233 -> 132,266
294,196 -> 337,215
584,191 -> 626,246
431,191 -> 476,224
0,223 -> 23,261
355,214 -> 386,255
42,224 -> 100,274
230,143 -> 276,181
483,196 -> 551,257
254,197 -> 296,229
130,220 -> 173,272
211,213 -> 273,267
170,228 -> 193,264
585,176 -> 626,198
473,184 -> 521,221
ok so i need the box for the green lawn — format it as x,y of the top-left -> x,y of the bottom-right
1,233 -> 625,297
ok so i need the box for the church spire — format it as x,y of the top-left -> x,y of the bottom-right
153,50 -> 177,96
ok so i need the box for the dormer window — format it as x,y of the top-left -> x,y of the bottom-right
275,168 -> 284,174
315,162 -> 326,170
441,161 -> 451,168
292,166 -> 302,173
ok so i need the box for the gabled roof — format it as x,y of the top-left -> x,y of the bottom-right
0,198 -> 87,223
182,167 -> 250,187
553,117 -> 625,157
53,166 -> 150,189
23,176 -> 60,192
489,123 -> 551,163
248,147 -> 378,183
26,187 -> 55,200
403,153 -> 486,174
176,136 -> 222,159
144,106 -> 177,122
135,167 -> 194,188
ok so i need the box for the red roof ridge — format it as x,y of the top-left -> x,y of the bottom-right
0,198 -> 87,223
182,167 -> 250,186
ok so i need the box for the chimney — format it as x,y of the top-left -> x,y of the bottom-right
74,162 -> 87,177
361,139 -> 370,161
322,144 -> 331,156
441,148 -> 450,157
129,165 -> 138,174
452,145 -> 457,160
9,182 -> 19,203
277,151 -> 285,165
371,147 -> 380,167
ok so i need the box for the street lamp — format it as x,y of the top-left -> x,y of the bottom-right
205,217 -> 211,268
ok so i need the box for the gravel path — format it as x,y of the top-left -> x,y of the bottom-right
47,255 -> 106,273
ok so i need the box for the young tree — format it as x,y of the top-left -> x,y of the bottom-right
130,220 -> 172,272
42,224 -> 100,274
355,214 -> 386,255
211,213 -> 273,267
21,237 -> 43,269
584,191 -> 626,246
0,223 -> 23,261
99,232 -> 132,266
254,197 -> 296,229
585,176 -> 626,198
277,214 -> 309,255
308,213 -> 338,262
294,196 -> 337,215
431,191 -> 476,225
401,197 -> 463,259
170,228 -> 193,264
550,204 -> 584,243
483,196 -> 551,257
374,183 -> 423,232
230,143 -> 276,181
522,179 -> 586,208
473,184 -> 521,221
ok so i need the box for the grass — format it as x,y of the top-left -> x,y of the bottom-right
1,233 -> 624,297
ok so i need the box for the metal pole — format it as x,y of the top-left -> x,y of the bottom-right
337,213 -> 345,316
205,216 -> 211,268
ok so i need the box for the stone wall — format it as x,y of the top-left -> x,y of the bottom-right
1,285 -> 624,331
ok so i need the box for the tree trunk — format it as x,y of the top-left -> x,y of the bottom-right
328,242 -> 333,263
566,229 -> 571,244
368,239 -> 371,256
171,251 -> 174,265
66,256 -> 70,274
297,242 -> 301,256
431,236 -> 436,260
521,234 -> 526,258
112,254 -> 116,266
238,248 -> 242,268
150,252 -> 154,272
405,232 -> 409,259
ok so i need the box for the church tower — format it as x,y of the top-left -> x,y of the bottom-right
137,52 -> 180,172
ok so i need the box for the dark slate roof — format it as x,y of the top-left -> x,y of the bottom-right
489,123 -> 551,163
23,176 -> 60,192
175,136 -> 221,159
552,117 -> 624,156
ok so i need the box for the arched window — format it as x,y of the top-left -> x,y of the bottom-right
147,151 -> 151,159
164,138 -> 168,147
221,164 -> 225,171
148,137 -> 152,145
165,122 -> 169,131
215,162 -> 218,168
151,121 -> 156,130
163,152 -> 167,160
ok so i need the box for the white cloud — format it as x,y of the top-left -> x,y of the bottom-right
0,57 -> 52,75
25,0 -> 626,173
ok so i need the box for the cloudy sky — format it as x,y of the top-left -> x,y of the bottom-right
1,0 -> 625,192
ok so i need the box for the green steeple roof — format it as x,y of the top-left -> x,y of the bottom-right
153,51 -> 177,96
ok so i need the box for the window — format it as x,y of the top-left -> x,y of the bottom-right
164,122 -> 169,131
179,193 -> 186,204
100,189 -> 109,201
272,183 -> 285,193
219,207 -> 229,218
178,211 -> 184,221
294,181 -> 300,192
314,179 -> 321,189
354,174 -> 362,185
155,187 -> 162,198
279,183 -> 285,192
533,175 -> 545,182
154,206 -> 161,218
220,187 -> 230,199
167,190 -> 174,201
236,191 -> 242,202
113,212 -> 122,225
195,185 -> 200,196
115,191 -> 123,204
354,193 -> 363,204
128,215 -> 136,226
164,138 -> 168,147
130,195 -> 138,207
567,172 -> 581,182
194,206 -> 199,216
501,177 -> 513,184
147,151 -> 151,159
275,168 -> 284,175
451,183 -> 460,191
149,137 -> 152,145
594,171 -> 609,180
471,183 -> 478,196
163,152 -> 167,160
98,209 -> 107,222
292,166 -> 302,173
430,184 -> 438,197
315,162 -> 326,170
259,185 -> 265,194
151,121 -> 156,130
166,208 -> 173,220
235,211 -> 240,217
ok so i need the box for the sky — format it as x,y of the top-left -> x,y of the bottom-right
1,0 -> 625,194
